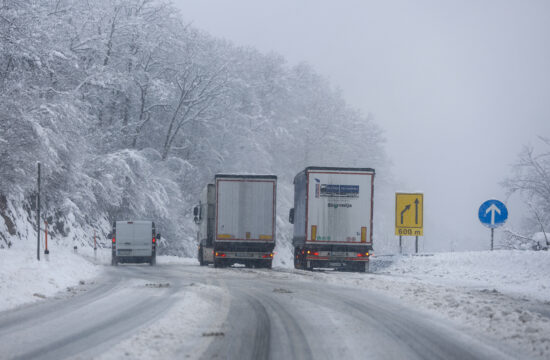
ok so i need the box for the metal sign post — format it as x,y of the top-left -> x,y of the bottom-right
478,199 -> 508,250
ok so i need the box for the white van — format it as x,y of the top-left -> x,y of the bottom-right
110,221 -> 160,266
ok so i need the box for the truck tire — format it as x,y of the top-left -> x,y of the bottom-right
354,262 -> 366,273
150,256 -> 156,266
294,247 -> 301,269
112,256 -> 118,266
198,246 -> 205,266
213,258 -> 221,268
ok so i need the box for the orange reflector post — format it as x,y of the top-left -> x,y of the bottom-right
311,225 -> 317,241
361,227 -> 367,243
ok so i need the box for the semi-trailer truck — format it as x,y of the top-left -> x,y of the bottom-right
110,220 -> 160,266
195,174 -> 277,268
289,167 -> 375,272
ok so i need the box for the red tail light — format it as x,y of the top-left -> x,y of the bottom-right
357,253 -> 363,257
215,252 -> 226,257
313,252 -> 319,256
112,238 -> 116,243
152,237 -> 156,243
262,253 -> 274,259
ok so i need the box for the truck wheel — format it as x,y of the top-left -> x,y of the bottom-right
112,256 -> 118,266
150,256 -> 156,266
213,258 -> 221,268
265,260 -> 273,269
198,246 -> 205,266
354,262 -> 366,273
294,247 -> 301,269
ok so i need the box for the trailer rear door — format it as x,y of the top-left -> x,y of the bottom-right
216,178 -> 276,242
306,170 -> 374,244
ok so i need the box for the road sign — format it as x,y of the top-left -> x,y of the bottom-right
478,200 -> 508,228
395,193 -> 423,236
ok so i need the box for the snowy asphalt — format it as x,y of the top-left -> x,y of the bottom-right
0,263 -> 522,359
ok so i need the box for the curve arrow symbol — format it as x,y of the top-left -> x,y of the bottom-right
485,204 -> 501,225
401,204 -> 411,225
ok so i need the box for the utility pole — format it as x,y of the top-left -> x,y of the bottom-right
36,162 -> 41,261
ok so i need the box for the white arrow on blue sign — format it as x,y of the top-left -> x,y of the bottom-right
478,200 -> 508,228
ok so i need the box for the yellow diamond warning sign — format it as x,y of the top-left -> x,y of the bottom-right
395,193 -> 423,236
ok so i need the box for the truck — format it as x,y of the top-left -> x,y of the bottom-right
289,167 -> 375,272
110,220 -> 160,266
194,174 -> 277,268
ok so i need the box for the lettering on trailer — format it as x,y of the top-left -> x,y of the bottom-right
395,193 -> 424,236
328,203 -> 352,209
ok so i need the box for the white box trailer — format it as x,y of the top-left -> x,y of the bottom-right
110,221 -> 160,266
195,174 -> 277,268
289,167 -> 375,272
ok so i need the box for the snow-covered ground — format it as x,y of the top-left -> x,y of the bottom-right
285,250 -> 550,359
0,245 -> 102,312
1,246 -> 549,358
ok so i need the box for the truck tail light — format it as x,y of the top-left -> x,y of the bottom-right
262,253 -> 274,259
112,238 -> 116,243
215,252 -> 226,257
311,225 -> 317,241
361,227 -> 367,243
357,252 -> 369,258
152,237 -> 156,243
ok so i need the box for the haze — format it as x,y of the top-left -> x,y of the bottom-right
174,0 -> 550,252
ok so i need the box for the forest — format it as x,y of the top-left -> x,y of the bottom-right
0,0 -> 387,256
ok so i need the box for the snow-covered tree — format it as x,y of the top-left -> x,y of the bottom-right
503,137 -> 550,250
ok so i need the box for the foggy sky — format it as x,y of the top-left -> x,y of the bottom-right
174,0 -> 550,252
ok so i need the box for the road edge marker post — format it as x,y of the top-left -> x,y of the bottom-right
36,162 -> 41,261
44,220 -> 49,261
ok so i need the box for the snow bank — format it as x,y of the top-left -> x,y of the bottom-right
0,246 -> 102,312
378,250 -> 550,302
278,250 -> 550,359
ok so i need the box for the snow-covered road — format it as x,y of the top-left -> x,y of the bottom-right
0,261 -> 529,359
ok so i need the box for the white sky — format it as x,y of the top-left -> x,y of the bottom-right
173,0 -> 550,251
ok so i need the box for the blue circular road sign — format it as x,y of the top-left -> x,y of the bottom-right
478,200 -> 508,228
